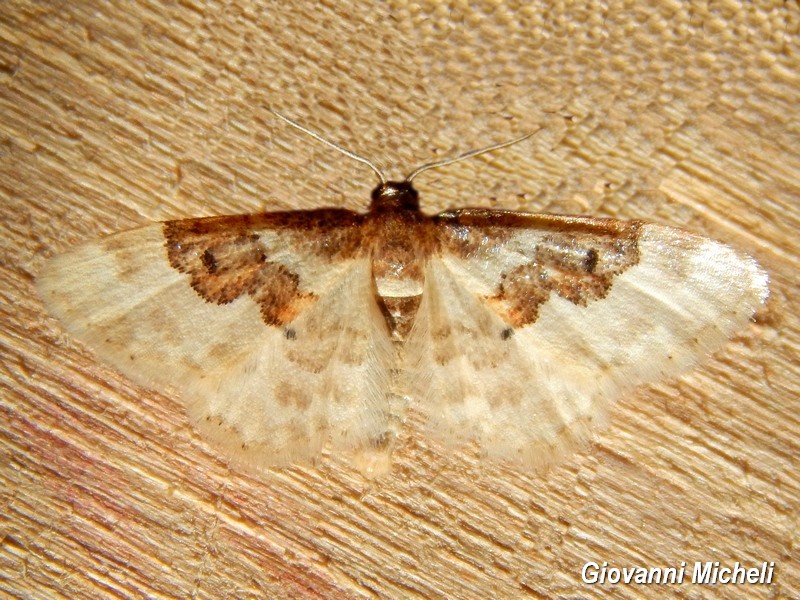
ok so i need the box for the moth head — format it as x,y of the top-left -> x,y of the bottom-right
370,180 -> 420,212
268,108 -> 537,215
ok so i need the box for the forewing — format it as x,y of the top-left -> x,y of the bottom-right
404,210 -> 768,469
38,211 -> 395,472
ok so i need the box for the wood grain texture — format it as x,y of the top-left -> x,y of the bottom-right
1,1 -> 797,598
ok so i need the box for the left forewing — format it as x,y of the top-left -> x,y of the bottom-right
403,210 -> 768,469
38,211 -> 396,473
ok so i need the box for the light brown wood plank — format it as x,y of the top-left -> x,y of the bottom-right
2,2 -> 797,598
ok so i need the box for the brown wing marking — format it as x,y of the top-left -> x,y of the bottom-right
435,210 -> 643,327
164,209 -> 364,327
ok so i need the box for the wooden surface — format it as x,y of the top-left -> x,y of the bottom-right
1,1 -> 798,598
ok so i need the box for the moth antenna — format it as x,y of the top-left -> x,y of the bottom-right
269,109 -> 387,185
405,129 -> 540,183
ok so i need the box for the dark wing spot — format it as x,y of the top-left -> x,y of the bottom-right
584,248 -> 599,273
284,327 -> 297,340
501,327 -> 514,340
201,249 -> 218,273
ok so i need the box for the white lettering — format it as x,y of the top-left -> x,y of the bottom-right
693,562 -> 714,584
677,562 -> 686,583
582,562 -> 600,584
632,568 -> 648,584
731,562 -> 747,584
659,566 -> 677,584
584,560 -> 775,586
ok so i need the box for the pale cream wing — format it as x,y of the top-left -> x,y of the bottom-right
404,212 -> 768,469
38,217 -> 395,472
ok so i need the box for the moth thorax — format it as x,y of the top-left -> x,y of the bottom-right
372,239 -> 424,340
369,181 -> 419,212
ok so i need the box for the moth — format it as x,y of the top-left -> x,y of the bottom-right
38,112 -> 769,477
